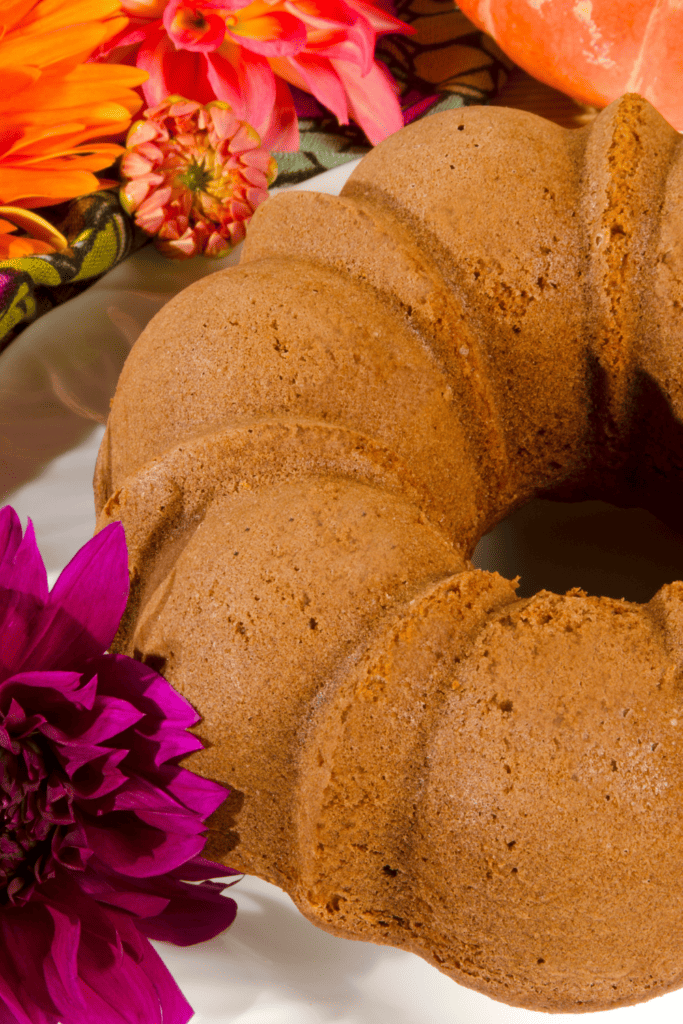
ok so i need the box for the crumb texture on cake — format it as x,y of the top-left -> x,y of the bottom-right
95,95 -> 683,1013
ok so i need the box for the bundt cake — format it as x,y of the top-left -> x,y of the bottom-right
94,93 -> 683,1013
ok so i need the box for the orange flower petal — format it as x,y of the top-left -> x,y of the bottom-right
0,1 -> 41,33
0,166 -> 101,207
0,2 -> 147,208
0,20 -> 125,68
7,141 -> 125,169
6,105 -> 135,140
62,61 -> 149,89
13,0 -> 124,36
0,66 -> 41,101
121,0 -> 167,15
0,232 -> 58,257
7,68 -> 146,118
10,148 -> 125,172
0,205 -> 68,249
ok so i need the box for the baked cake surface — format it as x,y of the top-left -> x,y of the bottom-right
95,94 -> 683,1012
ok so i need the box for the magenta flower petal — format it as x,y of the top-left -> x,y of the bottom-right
84,813 -> 208,879
0,510 -> 47,605
138,877 -> 238,945
0,524 -> 129,681
77,905 -> 194,1024
1,671 -> 98,713
169,854 -> 241,882
0,506 -> 22,562
37,522 -> 129,668
158,762 -> 229,819
0,509 -> 237,1024
70,696 -> 145,745
80,855 -> 239,946
43,905 -> 84,1011
0,905 -> 56,1021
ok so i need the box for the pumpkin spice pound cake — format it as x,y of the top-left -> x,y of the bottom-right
95,94 -> 683,1012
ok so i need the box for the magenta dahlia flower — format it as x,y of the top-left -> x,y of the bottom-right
120,96 -> 276,258
0,506 -> 238,1024
94,0 -> 412,150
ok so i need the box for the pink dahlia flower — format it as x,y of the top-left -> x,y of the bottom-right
94,0 -> 412,150
121,96 -> 276,258
0,506 -> 238,1024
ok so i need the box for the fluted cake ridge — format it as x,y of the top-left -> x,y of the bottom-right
95,94 -> 683,1012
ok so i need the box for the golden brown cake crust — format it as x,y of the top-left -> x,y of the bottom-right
96,95 -> 683,1012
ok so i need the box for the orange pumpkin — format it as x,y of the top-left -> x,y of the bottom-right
457,0 -> 683,130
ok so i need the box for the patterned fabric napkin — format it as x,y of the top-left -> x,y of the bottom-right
0,3 -> 511,354
0,192 -> 141,355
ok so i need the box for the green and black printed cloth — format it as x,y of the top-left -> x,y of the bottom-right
0,2 -> 511,352
0,191 -> 140,354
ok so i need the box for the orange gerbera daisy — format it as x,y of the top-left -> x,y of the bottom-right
0,0 -> 148,214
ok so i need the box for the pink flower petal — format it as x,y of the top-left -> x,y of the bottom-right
120,150 -> 154,177
330,55 -> 404,144
254,70 -> 300,150
273,51 -> 349,124
68,748 -> 129,800
283,0 -> 355,31
209,104 -> 240,139
225,11 -> 307,58
344,0 -> 414,34
228,123 -> 260,153
120,175 -> 155,212
157,763 -> 228,819
138,26 -> 216,106
136,203 -> 167,234
308,16 -> 375,75
125,120 -> 161,147
164,0 -> 226,53
241,164 -> 268,187
241,147 -> 276,171
206,44 -> 275,128
228,219 -> 247,245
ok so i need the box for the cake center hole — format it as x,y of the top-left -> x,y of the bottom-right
472,499 -> 683,604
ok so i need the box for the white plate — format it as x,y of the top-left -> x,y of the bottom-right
3,162 -> 683,1024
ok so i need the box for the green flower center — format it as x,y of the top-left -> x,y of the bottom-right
178,159 -> 213,194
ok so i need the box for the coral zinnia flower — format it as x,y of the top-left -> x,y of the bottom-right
0,506 -> 238,1024
121,96 -> 276,258
95,0 -> 412,151
0,0 -> 149,209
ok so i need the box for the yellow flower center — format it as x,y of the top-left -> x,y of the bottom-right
174,6 -> 210,33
